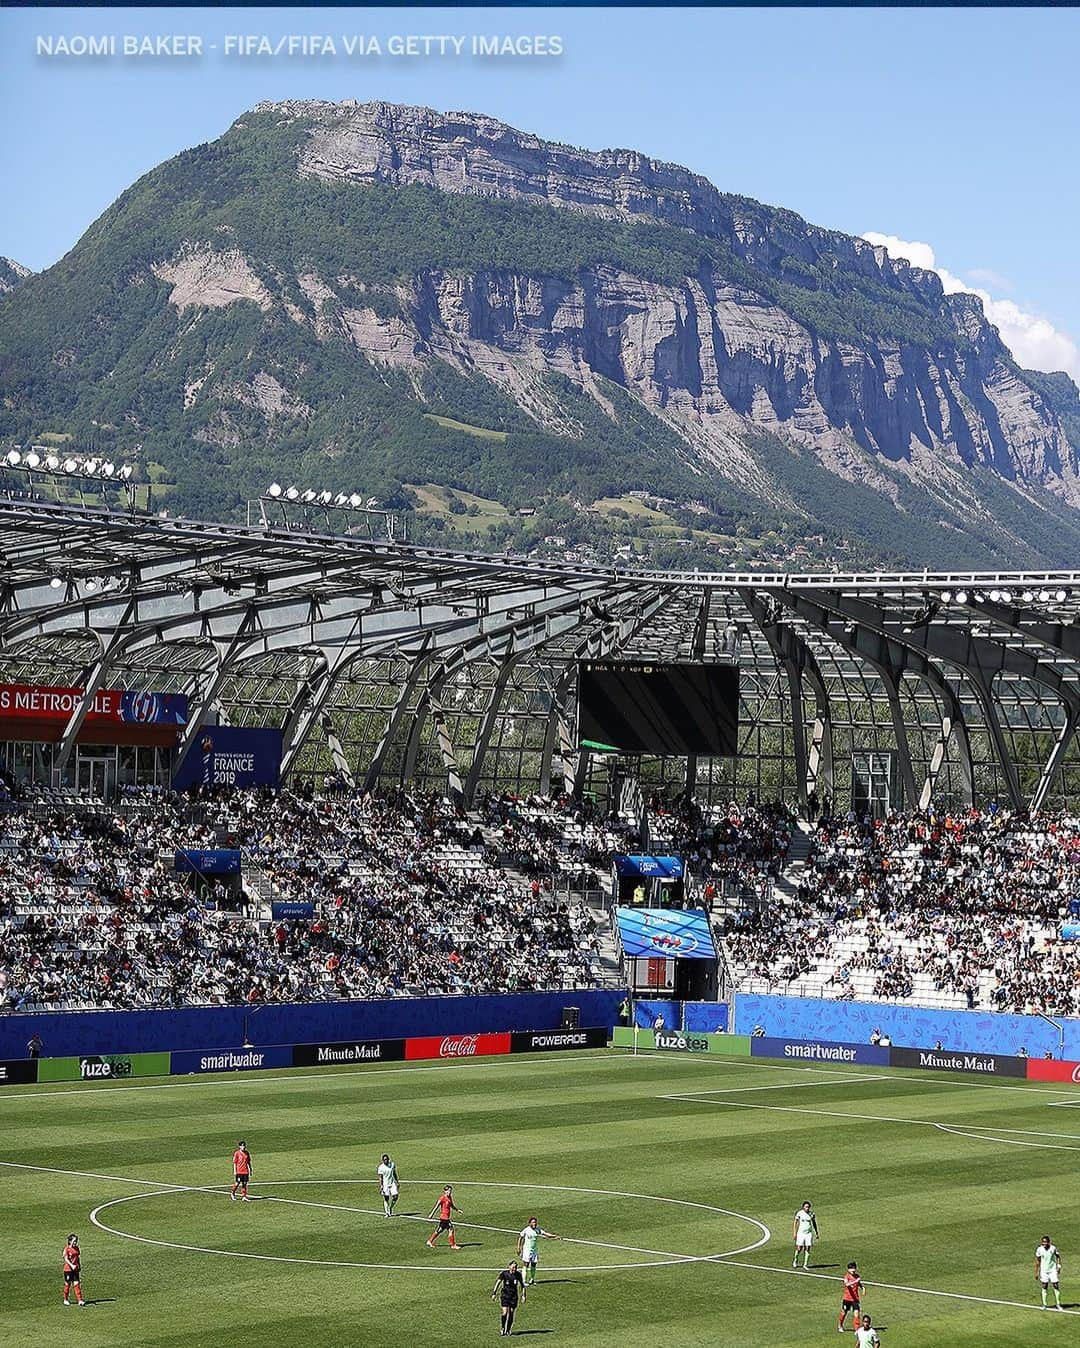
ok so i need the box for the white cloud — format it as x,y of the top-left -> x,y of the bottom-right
862,231 -> 1080,382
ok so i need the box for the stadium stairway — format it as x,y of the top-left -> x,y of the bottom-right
772,817 -> 812,903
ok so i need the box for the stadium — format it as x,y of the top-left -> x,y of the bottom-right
3,490 -> 1080,1345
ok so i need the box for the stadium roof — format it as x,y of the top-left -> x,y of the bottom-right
2,496 -> 1079,810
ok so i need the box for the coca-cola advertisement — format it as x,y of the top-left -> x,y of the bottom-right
1026,1058 -> 1080,1083
404,1032 -> 511,1061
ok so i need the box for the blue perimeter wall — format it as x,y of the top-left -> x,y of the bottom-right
735,993 -> 1080,1059
0,989 -> 622,1059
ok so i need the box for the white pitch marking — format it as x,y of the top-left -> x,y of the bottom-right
0,1048 -> 619,1103
933,1123 -> 1080,1153
661,1092 -> 1080,1143
87,1178 -> 771,1274
714,1256 -> 1080,1317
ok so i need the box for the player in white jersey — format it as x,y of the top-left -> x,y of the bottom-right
1034,1235 -> 1063,1310
792,1201 -> 818,1269
377,1154 -> 400,1217
854,1314 -> 879,1346
517,1216 -> 560,1285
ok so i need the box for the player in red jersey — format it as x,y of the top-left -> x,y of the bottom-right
230,1139 -> 252,1201
63,1233 -> 85,1307
426,1185 -> 461,1249
838,1261 -> 863,1332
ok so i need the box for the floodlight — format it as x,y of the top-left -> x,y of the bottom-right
83,459 -> 99,474
1039,590 -> 1051,602
119,465 -> 133,481
940,591 -> 953,603
85,579 -> 98,592
25,452 -> 41,469
267,483 -> 282,498
49,576 -> 63,589
63,458 -> 79,473
989,589 -> 1002,603
1000,590 -> 1012,604
301,489 -> 317,503
318,491 -> 333,505
45,455 -> 60,471
954,590 -> 968,604
1022,590 -> 1035,602
366,497 -> 378,508
102,462 -> 115,478
334,493 -> 348,506
349,493 -> 363,508
285,486 -> 300,501
1056,589 -> 1067,603
6,450 -> 21,466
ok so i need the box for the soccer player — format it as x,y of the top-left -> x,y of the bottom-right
792,1200 -> 818,1269
231,1139 -> 252,1201
854,1314 -> 879,1347
377,1153 -> 400,1217
1035,1235 -> 1063,1310
426,1185 -> 461,1249
838,1261 -> 862,1332
491,1259 -> 526,1336
517,1216 -> 560,1285
62,1233 -> 85,1308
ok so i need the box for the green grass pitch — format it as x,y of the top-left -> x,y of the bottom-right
2,1048 -> 1078,1346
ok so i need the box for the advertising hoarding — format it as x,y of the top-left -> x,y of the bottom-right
614,907 -> 716,959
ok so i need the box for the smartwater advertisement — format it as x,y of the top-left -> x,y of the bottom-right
172,1046 -> 293,1075
751,1038 -> 891,1067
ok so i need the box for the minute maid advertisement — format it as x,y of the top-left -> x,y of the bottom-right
171,725 -> 282,790
615,907 -> 717,959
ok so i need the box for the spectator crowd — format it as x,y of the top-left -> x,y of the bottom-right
720,806 -> 1080,1015
0,788 -> 603,1012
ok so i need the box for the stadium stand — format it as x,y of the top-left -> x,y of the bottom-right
720,807 -> 1080,1015
0,790 -> 606,1012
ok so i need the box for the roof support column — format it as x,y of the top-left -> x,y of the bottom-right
1031,704 -> 1079,811
361,645 -> 430,793
463,657 -> 522,807
51,603 -> 137,777
279,651 -> 361,786
170,612 -> 259,779
684,590 -> 712,798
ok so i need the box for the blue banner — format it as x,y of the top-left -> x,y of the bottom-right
272,901 -> 314,920
175,849 -> 242,876
172,725 -> 282,790
119,690 -> 188,725
613,854 -> 684,879
171,1046 -> 292,1075
615,907 -> 715,959
750,1036 -> 891,1066
1061,925 -> 1080,941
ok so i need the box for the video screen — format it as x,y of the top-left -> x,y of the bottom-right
577,661 -> 739,756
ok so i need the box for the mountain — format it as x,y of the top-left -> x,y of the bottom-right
2,99 -> 1079,570
0,258 -> 31,294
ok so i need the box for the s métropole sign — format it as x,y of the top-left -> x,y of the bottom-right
0,682 -> 188,745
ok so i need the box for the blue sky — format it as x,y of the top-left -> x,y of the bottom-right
2,6 -> 1078,376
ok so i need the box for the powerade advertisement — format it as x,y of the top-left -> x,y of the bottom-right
615,907 -> 716,959
0,1058 -> 39,1085
171,725 -> 282,790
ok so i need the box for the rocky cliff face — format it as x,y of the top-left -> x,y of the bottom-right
0,258 -> 31,294
3,100 -> 1079,566
240,100 -> 1079,508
